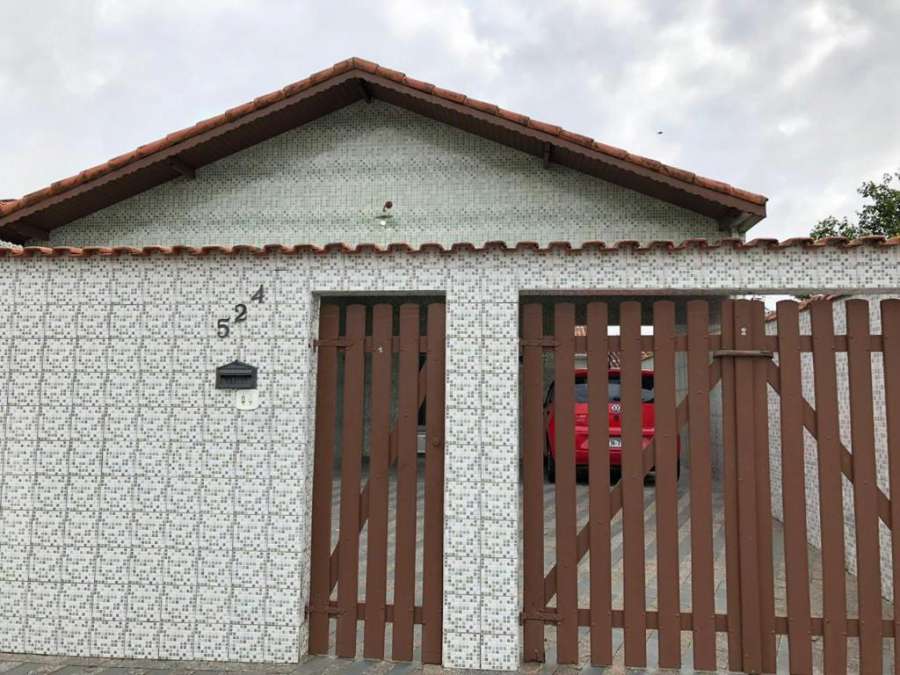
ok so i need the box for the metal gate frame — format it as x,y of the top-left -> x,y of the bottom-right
306,302 -> 446,664
521,297 -> 900,674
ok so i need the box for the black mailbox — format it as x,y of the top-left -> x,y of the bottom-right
216,360 -> 258,390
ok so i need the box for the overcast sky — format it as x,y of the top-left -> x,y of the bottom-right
2,0 -> 899,240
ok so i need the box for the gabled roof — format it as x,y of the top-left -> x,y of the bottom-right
0,57 -> 767,245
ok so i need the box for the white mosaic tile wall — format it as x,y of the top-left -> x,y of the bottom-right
0,254 -> 319,663
767,295 -> 896,601
2,245 -> 900,670
38,101 -> 720,249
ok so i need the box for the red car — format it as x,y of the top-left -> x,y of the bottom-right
543,368 -> 679,482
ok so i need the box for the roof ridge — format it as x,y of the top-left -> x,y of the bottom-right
0,56 -> 767,229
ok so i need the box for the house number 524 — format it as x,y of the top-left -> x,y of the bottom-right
216,285 -> 265,338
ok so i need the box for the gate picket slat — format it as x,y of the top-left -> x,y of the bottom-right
336,304 -> 367,657
363,304 -> 393,658
554,303 -> 579,663
620,301 -> 647,667
881,299 -> 900,675
686,300 -> 716,671
522,303 -> 546,662
750,301 -> 777,672
845,300 -> 883,673
392,304 -> 420,662
308,304 -> 340,654
774,301 -> 813,674
809,299 -> 848,672
719,300 -> 743,671
587,303 -> 612,665
652,301 -> 681,669
733,300 -> 762,673
421,303 -> 446,665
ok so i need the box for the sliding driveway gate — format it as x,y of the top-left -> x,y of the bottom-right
307,302 -> 446,663
521,298 -> 900,674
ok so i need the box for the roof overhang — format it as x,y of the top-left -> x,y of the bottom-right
0,59 -> 767,244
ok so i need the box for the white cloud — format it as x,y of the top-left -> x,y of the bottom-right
780,2 -> 871,88
386,0 -> 509,77
777,116 -> 811,136
1,0 -> 898,243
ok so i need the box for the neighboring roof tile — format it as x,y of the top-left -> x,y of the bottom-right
764,293 -> 845,322
0,57 -> 767,241
0,236 -> 897,259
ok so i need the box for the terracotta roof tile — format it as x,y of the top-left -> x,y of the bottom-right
1,236 -> 898,259
374,65 -> 406,82
401,76 -> 435,93
50,175 -> 81,193
19,187 -> 53,206
463,97 -> 499,115
695,176 -> 731,193
281,77 -> 313,97
591,141 -> 629,160
764,293 -> 845,322
253,90 -> 286,108
331,58 -> 354,75
78,163 -> 108,182
309,64 -> 337,84
496,107 -> 530,126
559,129 -> 593,147
164,126 -> 197,145
191,115 -> 224,135
135,139 -> 171,159
527,118 -> 562,136
431,86 -> 467,104
658,164 -> 696,183
628,153 -> 662,171
349,57 -> 378,73
0,56 -> 768,232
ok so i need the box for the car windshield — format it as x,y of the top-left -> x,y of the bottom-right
574,374 -> 654,403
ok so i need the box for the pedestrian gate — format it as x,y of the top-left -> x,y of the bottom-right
521,298 -> 900,674
307,302 -> 446,663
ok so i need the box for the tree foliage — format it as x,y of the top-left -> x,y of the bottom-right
810,170 -> 900,240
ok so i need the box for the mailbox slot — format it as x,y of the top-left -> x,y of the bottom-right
216,360 -> 258,390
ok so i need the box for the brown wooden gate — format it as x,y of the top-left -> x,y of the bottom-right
521,297 -> 900,674
307,302 -> 446,663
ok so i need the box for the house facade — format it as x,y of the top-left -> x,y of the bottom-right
2,58 -> 900,672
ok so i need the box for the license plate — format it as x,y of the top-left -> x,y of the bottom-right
609,438 -> 622,448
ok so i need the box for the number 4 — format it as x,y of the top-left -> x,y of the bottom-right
251,285 -> 265,304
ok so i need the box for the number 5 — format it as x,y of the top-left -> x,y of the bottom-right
217,318 -> 230,338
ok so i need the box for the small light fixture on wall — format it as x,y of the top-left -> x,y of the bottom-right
375,200 -> 394,226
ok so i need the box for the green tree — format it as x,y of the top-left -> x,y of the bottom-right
810,170 -> 900,239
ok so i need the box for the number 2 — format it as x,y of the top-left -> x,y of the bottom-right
234,304 -> 247,323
